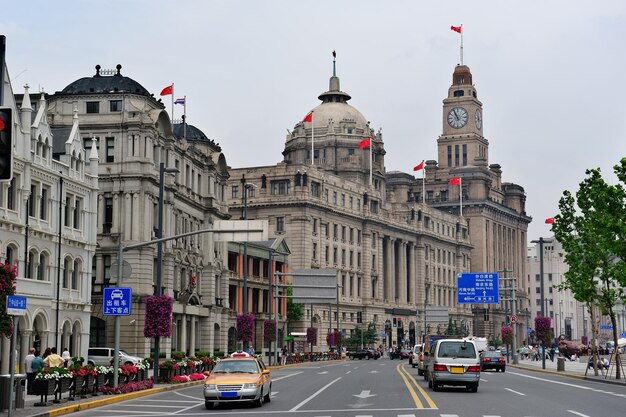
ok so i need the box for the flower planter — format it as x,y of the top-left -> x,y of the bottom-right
83,374 -> 94,396
69,375 -> 84,399
57,377 -> 71,393
159,368 -> 174,381
33,379 -> 56,396
93,374 -> 106,395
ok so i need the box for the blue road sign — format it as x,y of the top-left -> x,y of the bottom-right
103,287 -> 132,316
599,324 -> 613,330
621,332 -> 626,338
457,273 -> 499,304
6,295 -> 27,315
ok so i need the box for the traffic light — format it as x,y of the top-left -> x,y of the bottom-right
397,317 -> 402,328
0,108 -> 12,181
393,317 -> 397,327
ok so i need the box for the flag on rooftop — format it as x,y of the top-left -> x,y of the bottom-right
160,85 -> 173,96
175,97 -> 186,105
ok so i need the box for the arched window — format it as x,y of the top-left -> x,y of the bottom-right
72,259 -> 81,290
28,249 -> 37,279
5,245 -> 16,264
63,257 -> 71,288
38,252 -> 49,281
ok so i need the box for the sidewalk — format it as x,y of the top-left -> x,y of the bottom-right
510,356 -> 626,386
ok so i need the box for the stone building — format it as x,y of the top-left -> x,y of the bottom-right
0,60 -> 99,371
46,65 -> 231,358
424,64 -> 531,342
229,61 -> 474,350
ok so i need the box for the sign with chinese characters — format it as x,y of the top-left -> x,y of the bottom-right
103,287 -> 132,316
6,295 -> 27,315
457,273 -> 499,304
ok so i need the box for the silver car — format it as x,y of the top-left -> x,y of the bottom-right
87,347 -> 143,366
427,339 -> 481,392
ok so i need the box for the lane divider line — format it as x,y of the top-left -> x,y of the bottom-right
398,364 -> 437,409
504,387 -> 526,396
289,376 -> 342,412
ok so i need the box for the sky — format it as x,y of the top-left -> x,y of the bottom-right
4,0 -> 626,243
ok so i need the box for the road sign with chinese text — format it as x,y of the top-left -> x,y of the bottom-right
103,287 -> 132,316
457,273 -> 499,304
6,295 -> 27,315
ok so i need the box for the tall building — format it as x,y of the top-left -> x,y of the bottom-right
0,60 -> 99,371
229,60 -> 474,350
47,65 -> 232,358
527,239 -> 586,343
425,64 -> 531,342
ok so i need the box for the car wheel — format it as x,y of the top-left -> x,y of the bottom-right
432,381 -> 439,391
428,376 -> 433,388
205,401 -> 213,410
417,369 -> 423,375
471,383 -> 479,393
264,384 -> 271,403
349,355 -> 354,360
254,391 -> 264,407
502,367 -> 506,373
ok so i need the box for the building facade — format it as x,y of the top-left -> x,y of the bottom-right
0,62 -> 99,372
229,62 -> 474,350
47,65 -> 232,358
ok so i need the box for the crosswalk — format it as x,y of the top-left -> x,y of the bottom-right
311,415 -> 545,417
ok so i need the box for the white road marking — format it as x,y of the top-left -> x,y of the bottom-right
354,415 -> 373,417
289,377 -> 342,412
568,411 -> 591,417
172,391 -> 203,401
116,404 -> 182,408
353,390 -> 376,399
270,391 -> 278,397
172,400 -> 203,415
346,370 -> 352,374
318,371 -> 329,374
440,414 -> 459,417
370,370 -> 379,373
273,371 -> 303,381
505,387 -> 526,396
480,378 -> 488,382
398,414 -> 416,417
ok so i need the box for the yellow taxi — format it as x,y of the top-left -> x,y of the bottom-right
203,352 -> 271,409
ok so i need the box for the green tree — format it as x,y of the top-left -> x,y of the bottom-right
552,159 -> 626,379
342,322 -> 379,349
285,284 -> 304,331
445,318 -> 458,336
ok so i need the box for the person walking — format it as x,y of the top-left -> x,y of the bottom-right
281,345 -> 288,365
62,348 -> 71,367
24,348 -> 36,394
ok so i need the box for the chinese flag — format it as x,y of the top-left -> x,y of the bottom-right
451,25 -> 462,33
303,111 -> 313,123
413,161 -> 424,171
449,177 -> 461,186
545,217 -> 555,224
160,85 -> 173,96
359,138 -> 371,149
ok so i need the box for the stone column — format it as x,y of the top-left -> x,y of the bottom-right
378,235 -> 384,301
180,314 -> 187,355
190,316 -> 196,356
384,237 -> 391,301
389,238 -> 396,303
20,330 -> 31,370
1,336 -> 10,374
398,241 -> 407,304
408,243 -> 416,305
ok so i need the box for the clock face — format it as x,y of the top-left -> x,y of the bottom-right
447,107 -> 468,129
475,109 -> 483,130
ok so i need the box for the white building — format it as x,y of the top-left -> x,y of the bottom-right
0,61 -> 99,372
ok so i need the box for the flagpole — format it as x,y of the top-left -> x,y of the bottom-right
369,143 -> 373,186
311,110 -> 315,166
459,177 -> 463,217
171,83 -> 174,122
422,160 -> 425,205
183,95 -> 187,140
460,25 -> 464,65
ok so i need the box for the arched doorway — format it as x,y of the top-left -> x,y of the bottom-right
72,321 -> 82,357
227,327 -> 236,354
213,323 -> 220,354
89,317 -> 106,347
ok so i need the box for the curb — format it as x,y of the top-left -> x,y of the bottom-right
29,380 -> 205,417
509,364 -> 586,380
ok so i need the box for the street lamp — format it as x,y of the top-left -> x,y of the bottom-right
241,177 -> 257,315
154,163 -> 179,374
531,237 -> 552,370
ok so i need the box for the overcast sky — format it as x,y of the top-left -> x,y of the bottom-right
4,1 -> 626,243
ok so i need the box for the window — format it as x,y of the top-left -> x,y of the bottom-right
341,194 -> 345,206
231,185 -> 239,199
455,144 -> 459,167
333,191 -> 337,204
535,287 -> 540,294
462,144 -> 467,166
86,101 -> 100,113
276,216 -> 285,232
348,149 -> 355,156
535,274 -> 540,282
311,181 -> 320,197
447,145 -> 452,167
312,243 -> 317,260
74,198 -> 82,229
313,219 -> 317,233
103,197 -> 113,233
106,137 -> 115,162
29,185 -> 36,217
271,180 -> 290,195
65,196 -> 71,226
325,246 -> 329,263
109,100 -> 122,112
349,196 -> 353,209
40,186 -> 49,220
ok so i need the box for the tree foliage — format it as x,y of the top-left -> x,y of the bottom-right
285,283 -> 304,323
342,322 -> 379,349
551,158 -> 626,379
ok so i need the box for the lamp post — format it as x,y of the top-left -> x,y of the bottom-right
559,299 -> 563,339
154,162 -> 179,375
531,237 -> 551,370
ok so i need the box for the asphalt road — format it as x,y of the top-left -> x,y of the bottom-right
67,358 -> 625,417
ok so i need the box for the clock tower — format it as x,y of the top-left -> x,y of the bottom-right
437,64 -> 488,169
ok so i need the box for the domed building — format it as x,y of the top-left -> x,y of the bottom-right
47,65 -> 233,359
229,58 -> 474,353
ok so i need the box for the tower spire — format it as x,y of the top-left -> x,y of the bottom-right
332,50 -> 336,76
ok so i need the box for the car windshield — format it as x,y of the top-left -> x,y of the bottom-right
438,342 -> 476,358
212,360 -> 259,374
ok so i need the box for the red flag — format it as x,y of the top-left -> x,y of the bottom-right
303,111 -> 313,123
160,85 -> 173,96
449,177 -> 461,186
545,217 -> 555,224
359,138 -> 371,149
413,161 -> 424,171
451,25 -> 462,33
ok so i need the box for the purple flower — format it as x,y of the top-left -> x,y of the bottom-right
236,314 -> 254,342
306,328 -> 317,345
501,326 -> 513,345
534,316 -> 552,342
263,320 -> 276,342
144,295 -> 173,337
0,263 -> 17,337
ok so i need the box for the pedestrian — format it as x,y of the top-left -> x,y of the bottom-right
43,347 -> 65,369
281,345 -> 288,365
62,348 -> 71,367
42,347 -> 51,360
24,348 -> 36,394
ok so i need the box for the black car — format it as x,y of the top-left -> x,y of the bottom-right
349,349 -> 378,360
480,351 -> 506,372
365,348 -> 381,359
390,348 -> 411,360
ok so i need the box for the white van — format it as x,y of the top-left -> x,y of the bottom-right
427,338 -> 481,392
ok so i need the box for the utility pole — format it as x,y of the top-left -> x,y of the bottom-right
500,268 -> 518,364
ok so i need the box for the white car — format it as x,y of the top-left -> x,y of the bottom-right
111,289 -> 124,299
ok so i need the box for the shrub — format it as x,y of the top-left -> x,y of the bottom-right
236,313 -> 254,342
144,295 -> 173,337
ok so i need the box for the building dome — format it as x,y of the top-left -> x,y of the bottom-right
173,121 -> 221,151
59,65 -> 151,97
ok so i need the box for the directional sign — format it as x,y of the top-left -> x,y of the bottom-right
103,287 -> 132,316
457,273 -> 499,304
6,295 -> 27,315
599,324 -> 613,330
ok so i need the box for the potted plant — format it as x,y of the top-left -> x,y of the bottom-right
158,360 -> 179,381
